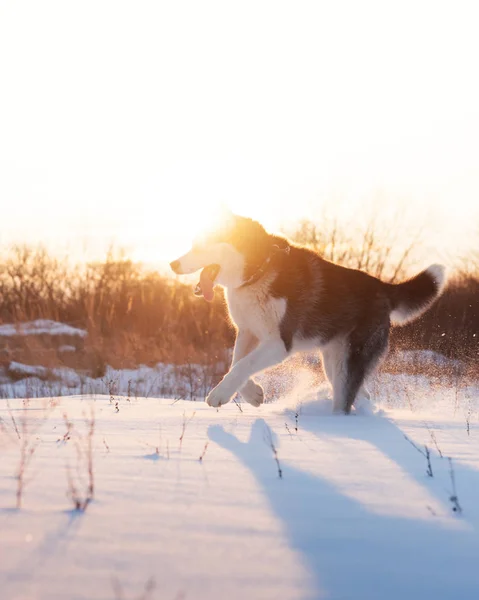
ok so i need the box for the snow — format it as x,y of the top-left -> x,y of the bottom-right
0,319 -> 87,338
0,348 -> 462,402
58,345 -> 77,353
0,362 -> 222,400
8,361 -> 51,379
392,349 -> 463,369
1,373 -> 479,600
7,362 -> 84,389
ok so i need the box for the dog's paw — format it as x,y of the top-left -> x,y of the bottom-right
240,380 -> 264,407
206,382 -> 235,408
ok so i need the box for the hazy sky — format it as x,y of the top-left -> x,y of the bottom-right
0,0 -> 478,267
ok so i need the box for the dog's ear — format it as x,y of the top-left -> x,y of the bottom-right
219,202 -> 234,219
207,203 -> 235,233
271,235 -> 290,254
217,203 -> 236,229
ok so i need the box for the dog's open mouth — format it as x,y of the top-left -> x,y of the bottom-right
194,264 -> 220,302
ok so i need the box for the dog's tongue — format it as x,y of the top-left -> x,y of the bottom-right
199,267 -> 215,302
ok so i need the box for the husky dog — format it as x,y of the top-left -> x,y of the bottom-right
170,211 -> 445,413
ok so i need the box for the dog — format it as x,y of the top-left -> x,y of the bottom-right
170,210 -> 445,413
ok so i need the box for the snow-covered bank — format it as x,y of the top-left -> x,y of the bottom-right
0,346 -> 471,403
0,319 -> 87,339
0,362 -> 225,401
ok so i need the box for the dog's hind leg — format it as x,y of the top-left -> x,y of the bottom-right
321,339 -> 349,413
207,338 -> 289,407
322,324 -> 388,414
342,322 -> 389,414
231,330 -> 264,407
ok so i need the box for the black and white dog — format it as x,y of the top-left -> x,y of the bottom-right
170,211 -> 445,413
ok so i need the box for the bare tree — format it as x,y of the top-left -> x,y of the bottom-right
287,206 -> 424,281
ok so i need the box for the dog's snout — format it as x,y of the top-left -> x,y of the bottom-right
170,259 -> 181,274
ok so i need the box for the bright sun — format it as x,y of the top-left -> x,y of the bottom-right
1,2 -> 478,267
132,159 -> 286,265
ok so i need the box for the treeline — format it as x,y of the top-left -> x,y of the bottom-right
0,247 -> 233,374
394,274 -> 479,363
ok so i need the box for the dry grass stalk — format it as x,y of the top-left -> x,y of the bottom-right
179,411 -> 196,450
66,406 -> 95,511
11,397 -> 57,508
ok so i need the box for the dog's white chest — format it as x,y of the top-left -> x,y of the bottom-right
226,286 -> 286,340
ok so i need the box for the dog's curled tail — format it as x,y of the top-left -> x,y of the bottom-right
386,264 -> 446,325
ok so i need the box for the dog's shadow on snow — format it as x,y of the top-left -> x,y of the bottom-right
208,417 -> 479,600
292,393 -> 479,519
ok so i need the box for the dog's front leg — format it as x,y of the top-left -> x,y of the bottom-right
207,339 -> 289,407
231,329 -> 258,365
231,330 -> 264,407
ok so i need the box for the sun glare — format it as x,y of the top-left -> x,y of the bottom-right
161,203 -> 223,259
130,159 -> 284,266
0,1 -> 478,267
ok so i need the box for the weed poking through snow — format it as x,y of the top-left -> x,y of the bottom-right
107,378 -> 116,404
66,406 -> 95,512
15,416 -> 41,508
57,412 -> 73,445
448,457 -> 463,514
7,399 -> 21,440
106,378 -> 121,412
263,424 -> 282,479
12,398 -> 57,508
179,411 -> 195,450
403,434 -> 434,477
154,423 -> 170,459
199,441 -> 209,462
233,398 -> 243,412
465,405 -> 472,436
112,576 -> 156,600
424,423 -> 443,458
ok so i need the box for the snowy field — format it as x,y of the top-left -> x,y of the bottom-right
1,369 -> 479,600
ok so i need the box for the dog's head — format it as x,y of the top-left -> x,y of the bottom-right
170,211 -> 288,301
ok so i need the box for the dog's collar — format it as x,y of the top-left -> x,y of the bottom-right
239,244 -> 290,289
